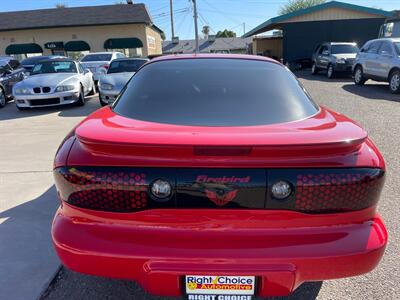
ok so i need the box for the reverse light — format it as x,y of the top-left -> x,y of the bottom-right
150,179 -> 172,200
271,180 -> 292,200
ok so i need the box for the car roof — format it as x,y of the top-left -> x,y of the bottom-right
84,52 -> 120,55
111,57 -> 149,62
325,42 -> 358,45
375,37 -> 400,42
38,58 -> 75,63
150,53 -> 280,64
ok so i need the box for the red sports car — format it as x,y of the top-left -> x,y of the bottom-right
52,54 -> 387,299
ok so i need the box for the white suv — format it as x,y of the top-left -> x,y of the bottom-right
80,52 -> 126,84
353,38 -> 400,93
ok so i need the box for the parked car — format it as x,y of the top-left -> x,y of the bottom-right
353,38 -> 400,93
52,54 -> 387,299
98,57 -> 149,106
21,55 -> 65,74
0,56 -> 25,108
80,52 -> 125,85
311,42 -> 359,78
13,58 -> 95,110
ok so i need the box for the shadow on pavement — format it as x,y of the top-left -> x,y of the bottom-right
0,96 -> 100,121
0,185 -> 60,300
342,84 -> 400,102
41,267 -> 322,300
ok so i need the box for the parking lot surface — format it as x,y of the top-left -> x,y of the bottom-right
1,72 -> 399,300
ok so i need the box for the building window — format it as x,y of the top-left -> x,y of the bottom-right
104,38 -> 144,57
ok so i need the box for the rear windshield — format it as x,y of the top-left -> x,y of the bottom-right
81,54 -> 112,62
108,59 -> 147,74
331,45 -> 359,54
113,58 -> 319,126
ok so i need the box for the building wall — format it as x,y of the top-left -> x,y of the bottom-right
145,26 -> 163,56
284,7 -> 383,23
253,38 -> 283,59
282,18 -> 386,63
0,23 -> 162,57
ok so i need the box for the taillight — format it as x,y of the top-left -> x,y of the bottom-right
54,167 -> 175,212
54,167 -> 385,213
102,64 -> 109,70
268,168 -> 385,213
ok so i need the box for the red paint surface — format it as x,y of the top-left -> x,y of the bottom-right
52,54 -> 387,297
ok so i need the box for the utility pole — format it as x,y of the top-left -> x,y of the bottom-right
169,0 -> 175,39
192,0 -> 199,53
243,23 -> 246,35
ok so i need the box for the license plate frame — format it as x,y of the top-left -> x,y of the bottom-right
184,275 -> 256,300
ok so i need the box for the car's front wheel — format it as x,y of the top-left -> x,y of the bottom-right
75,86 -> 86,106
327,64 -> 335,79
389,70 -> 400,94
0,88 -> 6,108
354,66 -> 366,86
311,62 -> 319,75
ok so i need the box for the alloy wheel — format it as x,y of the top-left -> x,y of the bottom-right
390,73 -> 400,92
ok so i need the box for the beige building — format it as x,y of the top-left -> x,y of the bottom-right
0,3 -> 163,60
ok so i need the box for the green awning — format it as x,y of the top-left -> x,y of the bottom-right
5,43 -> 43,55
104,38 -> 143,49
64,40 -> 90,52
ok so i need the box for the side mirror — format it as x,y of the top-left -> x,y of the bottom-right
84,68 -> 91,74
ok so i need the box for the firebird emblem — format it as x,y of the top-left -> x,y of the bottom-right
205,189 -> 238,206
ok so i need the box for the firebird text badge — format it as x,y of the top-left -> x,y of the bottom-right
196,175 -> 251,206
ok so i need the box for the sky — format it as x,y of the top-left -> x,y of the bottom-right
0,0 -> 398,40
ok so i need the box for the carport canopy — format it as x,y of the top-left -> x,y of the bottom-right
5,43 -> 43,55
64,40 -> 91,52
104,38 -> 143,49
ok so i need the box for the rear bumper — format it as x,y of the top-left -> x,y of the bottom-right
52,205 -> 387,297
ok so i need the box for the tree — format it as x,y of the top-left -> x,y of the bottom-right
55,3 -> 67,8
216,29 -> 236,38
279,0 -> 326,15
202,26 -> 210,38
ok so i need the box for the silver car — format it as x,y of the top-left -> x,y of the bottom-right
98,58 -> 148,106
80,52 -> 126,84
13,58 -> 95,110
353,38 -> 400,93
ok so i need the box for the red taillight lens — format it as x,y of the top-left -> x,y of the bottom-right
102,64 -> 109,70
54,167 -> 148,212
268,168 -> 385,213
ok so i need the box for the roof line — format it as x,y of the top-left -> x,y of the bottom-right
243,0 -> 393,37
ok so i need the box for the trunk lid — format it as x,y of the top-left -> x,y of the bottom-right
69,106 -> 371,168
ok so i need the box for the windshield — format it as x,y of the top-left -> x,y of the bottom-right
31,61 -> 77,75
113,59 -> 319,127
331,45 -> 359,54
108,59 -> 147,74
81,54 -> 112,62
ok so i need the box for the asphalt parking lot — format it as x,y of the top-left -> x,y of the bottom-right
0,71 -> 399,300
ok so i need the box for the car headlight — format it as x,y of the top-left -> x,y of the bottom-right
55,85 -> 76,92
100,83 -> 114,90
14,87 -> 31,95
336,58 -> 346,64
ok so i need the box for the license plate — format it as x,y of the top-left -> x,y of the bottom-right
185,275 -> 255,300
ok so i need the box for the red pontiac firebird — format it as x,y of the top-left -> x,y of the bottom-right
52,54 -> 387,299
